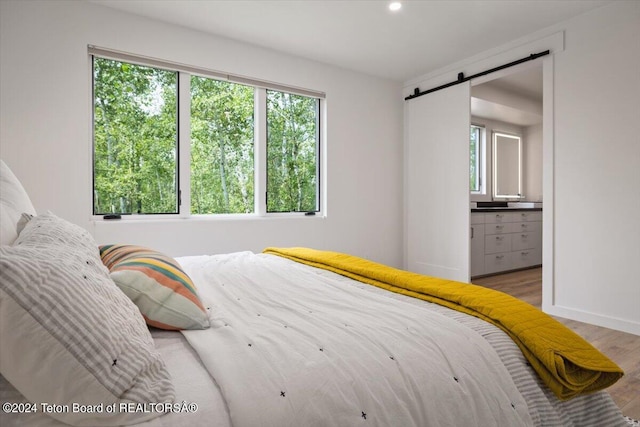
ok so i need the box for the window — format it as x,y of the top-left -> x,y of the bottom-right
190,77 -> 255,214
93,58 -> 178,215
266,90 -> 319,213
91,48 -> 323,217
469,124 -> 484,194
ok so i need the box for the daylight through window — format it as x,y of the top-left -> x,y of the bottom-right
93,58 -> 178,215
190,77 -> 255,214
91,49 -> 323,217
266,90 -> 319,213
470,124 -> 483,193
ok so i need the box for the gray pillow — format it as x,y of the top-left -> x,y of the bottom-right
0,160 -> 37,245
0,212 -> 175,426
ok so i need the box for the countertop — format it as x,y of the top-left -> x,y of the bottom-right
471,208 -> 542,212
470,202 -> 542,213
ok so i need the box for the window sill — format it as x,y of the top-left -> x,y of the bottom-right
92,212 -> 326,224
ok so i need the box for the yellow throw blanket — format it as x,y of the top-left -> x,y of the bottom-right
263,247 -> 623,400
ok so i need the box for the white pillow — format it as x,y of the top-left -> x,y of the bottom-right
0,160 -> 36,245
0,213 -> 175,426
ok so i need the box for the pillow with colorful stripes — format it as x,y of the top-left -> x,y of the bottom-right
100,244 -> 210,330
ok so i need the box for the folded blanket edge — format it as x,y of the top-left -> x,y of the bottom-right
263,246 -> 624,400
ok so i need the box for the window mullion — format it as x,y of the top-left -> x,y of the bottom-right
255,88 -> 267,216
91,47 -> 321,218
178,72 -> 191,217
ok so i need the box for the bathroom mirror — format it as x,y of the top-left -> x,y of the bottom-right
493,132 -> 522,199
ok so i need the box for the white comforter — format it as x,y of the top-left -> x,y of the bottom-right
180,252 -> 533,427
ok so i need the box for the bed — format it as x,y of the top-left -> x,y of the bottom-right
0,159 -> 630,427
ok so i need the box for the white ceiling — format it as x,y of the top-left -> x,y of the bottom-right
471,64 -> 543,126
90,0 -> 611,82
471,96 -> 542,127
482,65 -> 544,102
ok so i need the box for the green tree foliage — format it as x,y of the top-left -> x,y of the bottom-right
93,58 -> 177,214
470,126 -> 479,192
190,77 -> 254,214
267,91 -> 318,212
93,58 -> 319,215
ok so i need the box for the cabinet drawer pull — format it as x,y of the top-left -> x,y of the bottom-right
496,236 -> 504,241
496,214 -> 503,219
521,251 -> 529,255
496,225 -> 504,230
521,224 -> 528,228
496,255 -> 504,259
521,234 -> 528,238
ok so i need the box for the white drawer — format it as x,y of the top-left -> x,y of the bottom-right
512,221 -> 541,234
485,234 -> 511,254
485,252 -> 513,274
485,223 -> 511,235
471,213 -> 485,225
512,232 -> 537,251
485,212 -> 516,224
512,249 -> 542,269
515,211 -> 542,222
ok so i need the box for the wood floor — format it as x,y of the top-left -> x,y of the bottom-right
472,267 -> 640,420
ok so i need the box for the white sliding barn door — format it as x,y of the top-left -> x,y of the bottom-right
405,83 -> 470,282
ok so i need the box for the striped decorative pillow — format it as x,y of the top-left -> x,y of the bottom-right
100,244 -> 210,330
0,213 -> 174,426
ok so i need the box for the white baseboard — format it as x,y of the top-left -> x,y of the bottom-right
542,304 -> 640,336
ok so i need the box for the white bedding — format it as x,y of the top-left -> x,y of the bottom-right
1,251 -> 628,427
0,330 -> 231,427
180,251 -> 532,427
179,251 -> 627,427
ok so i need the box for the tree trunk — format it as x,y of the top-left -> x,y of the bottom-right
219,136 -> 229,212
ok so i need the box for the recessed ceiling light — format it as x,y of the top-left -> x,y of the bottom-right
389,2 -> 402,12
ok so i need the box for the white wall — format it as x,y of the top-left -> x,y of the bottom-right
0,1 -> 404,266
523,123 -> 542,202
551,1 -> 639,334
405,1 -> 640,335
